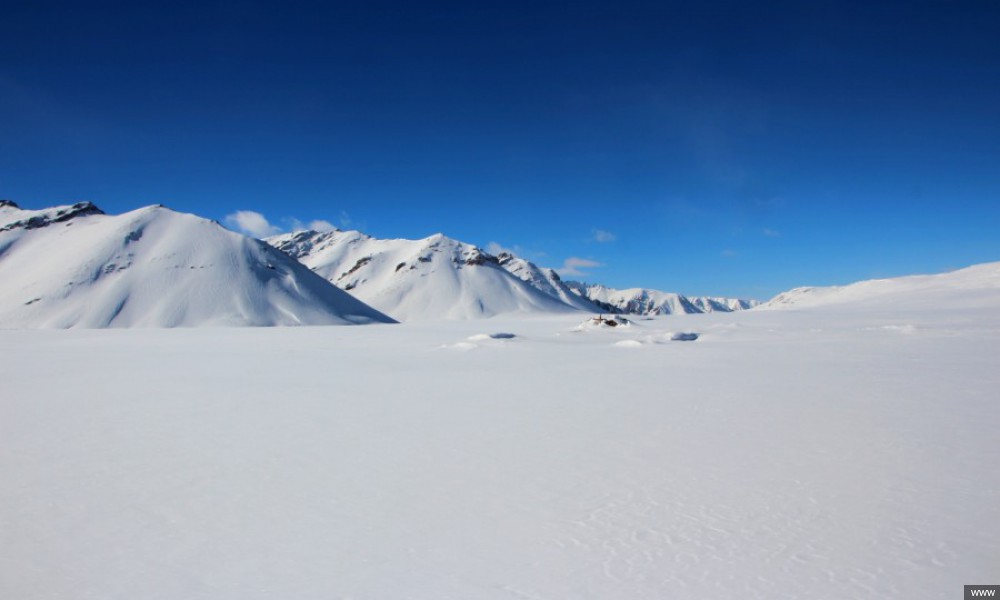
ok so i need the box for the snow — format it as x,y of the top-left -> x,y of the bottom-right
565,281 -> 758,315
496,252 -> 602,311
266,229 -> 758,322
2,267 -> 998,599
267,229 -> 578,321
761,261 -> 1000,311
0,204 -> 394,328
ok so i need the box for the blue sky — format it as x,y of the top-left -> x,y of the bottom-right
2,0 -> 998,299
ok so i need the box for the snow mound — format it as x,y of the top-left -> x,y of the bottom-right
578,315 -> 632,329
267,230 -> 580,321
610,331 -> 700,346
467,332 -> 516,341
669,331 -> 700,341
489,332 -> 516,339
445,341 -> 478,351
0,203 -> 395,328
613,339 -> 643,348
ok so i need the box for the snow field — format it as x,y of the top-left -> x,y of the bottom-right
2,305 -> 998,599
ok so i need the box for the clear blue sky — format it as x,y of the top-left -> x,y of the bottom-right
2,0 -> 998,299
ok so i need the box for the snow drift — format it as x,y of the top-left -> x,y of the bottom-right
0,201 -> 394,328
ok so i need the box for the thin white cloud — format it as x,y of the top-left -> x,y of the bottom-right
486,241 -> 517,256
487,241 -> 544,257
557,257 -> 602,277
721,249 -> 738,258
762,228 -> 781,238
338,210 -> 354,229
224,210 -> 282,238
287,218 -> 337,232
228,210 -> 342,238
592,229 -> 616,243
309,219 -> 337,232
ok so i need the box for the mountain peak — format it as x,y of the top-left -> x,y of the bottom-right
266,229 -> 578,320
0,201 -> 105,233
0,203 -> 394,328
268,225 -> 761,320
564,280 -> 758,315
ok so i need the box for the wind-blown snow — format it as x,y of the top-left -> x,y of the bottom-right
0,202 -> 394,328
268,229 -> 578,321
1,264 -> 998,599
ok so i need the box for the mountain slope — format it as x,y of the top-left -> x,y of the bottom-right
0,201 -> 394,328
267,229 -> 578,321
564,281 -> 759,315
760,262 -> 1000,311
494,252 -> 602,312
268,227 -> 760,320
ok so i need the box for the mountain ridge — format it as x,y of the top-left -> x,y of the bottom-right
0,199 -> 762,327
267,228 -> 578,321
759,261 -> 1000,311
267,227 -> 760,320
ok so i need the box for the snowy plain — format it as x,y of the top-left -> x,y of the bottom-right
2,295 -> 998,599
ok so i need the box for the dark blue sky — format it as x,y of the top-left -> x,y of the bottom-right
2,0 -> 998,298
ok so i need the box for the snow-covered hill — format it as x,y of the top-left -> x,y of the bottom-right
494,252 -> 603,312
761,262 -> 1000,311
268,227 -> 760,320
267,229 -> 578,321
564,280 -> 759,315
0,201 -> 394,328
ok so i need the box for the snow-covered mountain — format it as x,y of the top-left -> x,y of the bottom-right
267,229 -> 578,321
563,281 -> 759,315
0,201 -> 394,328
494,252 -> 603,312
268,227 -> 760,320
760,261 -> 1000,311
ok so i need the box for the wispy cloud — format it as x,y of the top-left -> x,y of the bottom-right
224,210 -> 282,238
721,249 -> 738,258
311,219 -> 337,232
332,210 -> 351,229
486,241 -> 517,256
762,228 -> 781,238
557,257 -> 602,277
485,241 -> 545,260
592,229 -> 616,243
288,217 -> 337,232
226,210 -> 341,238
